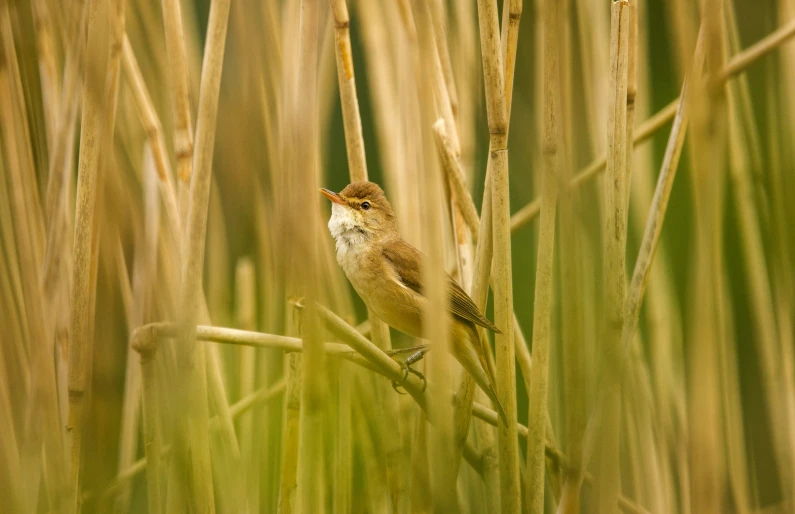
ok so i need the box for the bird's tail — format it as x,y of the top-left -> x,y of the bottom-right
455,322 -> 508,425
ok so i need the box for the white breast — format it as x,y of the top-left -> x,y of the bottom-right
328,204 -> 367,277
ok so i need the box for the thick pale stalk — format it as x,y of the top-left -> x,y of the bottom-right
329,1 -> 404,508
294,1 -> 325,512
329,0 -> 367,182
475,0 -> 520,511
595,4 -> 630,514
173,0 -> 231,511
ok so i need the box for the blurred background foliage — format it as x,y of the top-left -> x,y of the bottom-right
2,0 -> 795,512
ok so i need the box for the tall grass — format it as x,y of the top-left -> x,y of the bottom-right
2,0 -> 795,513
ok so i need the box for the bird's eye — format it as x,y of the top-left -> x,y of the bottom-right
361,201 -> 371,210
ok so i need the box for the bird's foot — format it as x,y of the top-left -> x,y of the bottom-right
390,349 -> 429,394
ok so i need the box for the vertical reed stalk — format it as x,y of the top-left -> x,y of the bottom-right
329,0 -> 366,181
475,0 -> 520,511
469,170 -> 501,513
412,1 -> 455,510
131,327 -> 163,514
556,3 -> 586,511
68,0 -> 125,506
526,0 -> 561,512
173,0 -> 231,511
595,4 -> 630,514
114,143 -> 160,513
120,36 -> 182,237
160,0 -> 195,184
293,1 -> 326,513
687,0 -> 727,509
328,2 -> 406,505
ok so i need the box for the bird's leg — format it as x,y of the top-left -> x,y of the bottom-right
390,346 -> 431,394
386,344 -> 429,357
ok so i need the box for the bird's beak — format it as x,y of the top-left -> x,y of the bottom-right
320,188 -> 346,205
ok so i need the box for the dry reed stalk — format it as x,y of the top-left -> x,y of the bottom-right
329,0 -> 366,181
525,0 -> 565,512
328,1 -> 406,508
172,0 -> 231,510
113,143 -> 160,513
501,0 -> 521,116
332,360 -> 352,514
595,4 -> 630,514
625,3 -> 638,202
120,35 -> 182,238
291,1 -> 327,512
277,351 -> 301,514
468,179 -> 501,511
67,0 -> 124,506
556,3 -> 587,511
160,0 -> 194,184
440,133 -> 479,493
410,2 -> 456,510
509,15 -> 795,233
686,0 -> 727,509
475,0 -> 520,510
129,326 -> 164,514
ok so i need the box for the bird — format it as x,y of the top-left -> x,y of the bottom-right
321,181 -> 507,423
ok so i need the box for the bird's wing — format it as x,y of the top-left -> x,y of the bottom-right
382,238 -> 501,334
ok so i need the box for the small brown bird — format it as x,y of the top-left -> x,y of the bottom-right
321,181 -> 507,423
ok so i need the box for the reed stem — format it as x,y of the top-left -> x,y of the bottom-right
173,0 -> 231,510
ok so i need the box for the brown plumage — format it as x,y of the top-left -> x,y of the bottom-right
322,181 -> 507,423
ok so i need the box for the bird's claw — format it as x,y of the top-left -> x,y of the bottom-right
391,361 -> 427,394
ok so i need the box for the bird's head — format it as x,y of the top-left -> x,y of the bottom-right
321,181 -> 398,244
